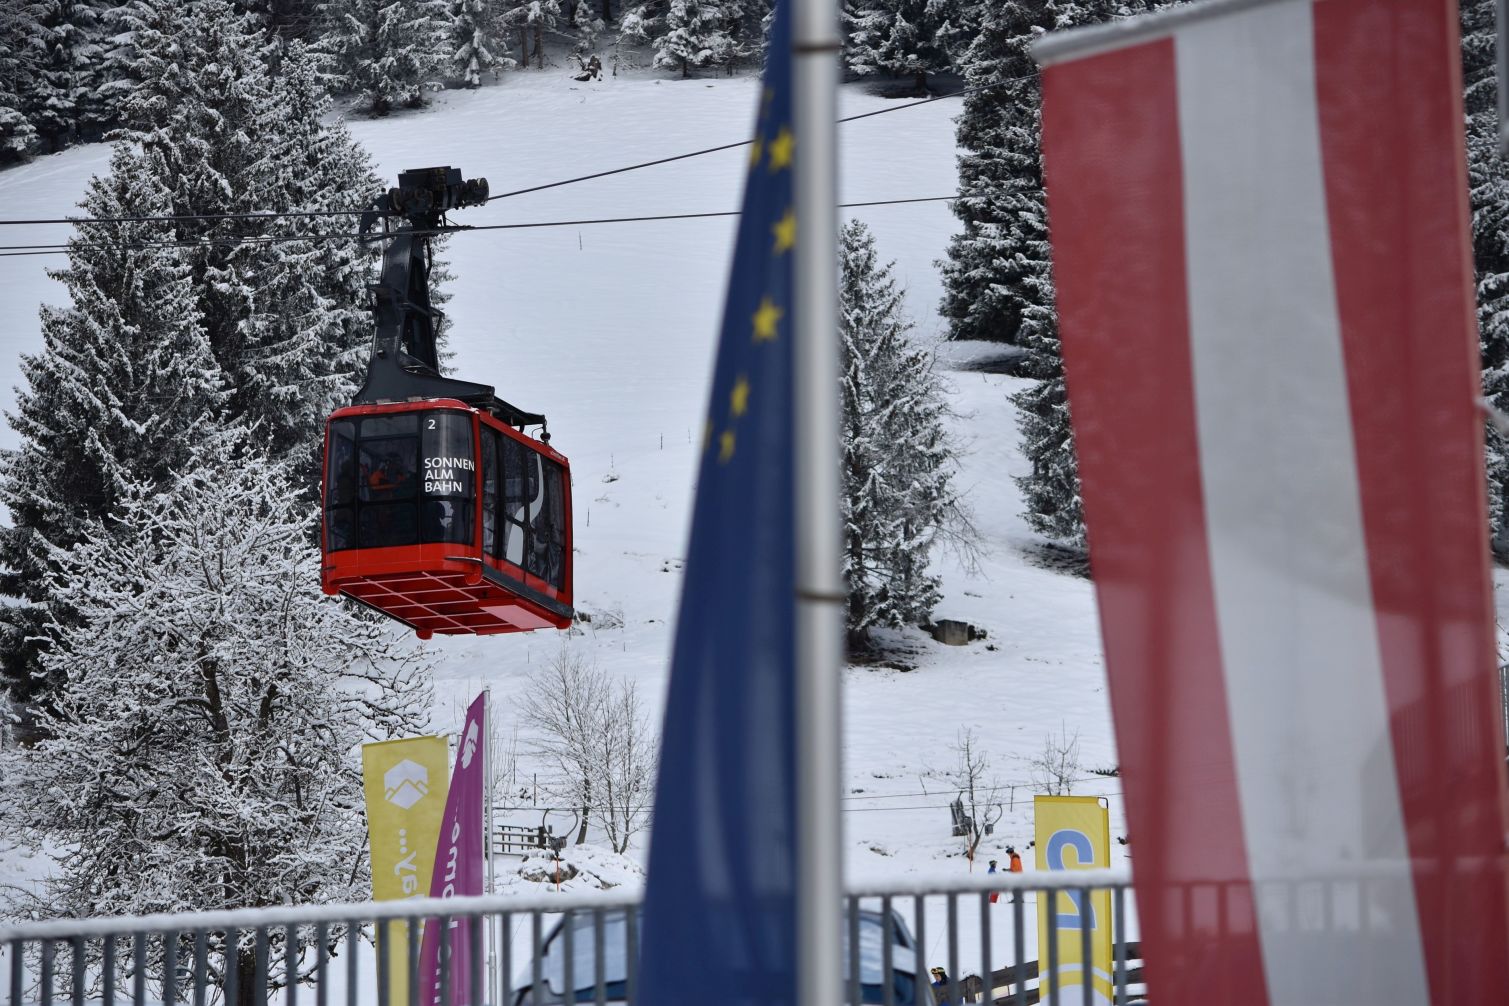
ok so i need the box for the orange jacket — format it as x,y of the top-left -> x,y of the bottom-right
1008,853 -> 1023,873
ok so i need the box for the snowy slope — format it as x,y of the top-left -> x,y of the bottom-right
0,66 -> 1126,974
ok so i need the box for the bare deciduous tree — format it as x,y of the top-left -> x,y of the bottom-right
521,648 -> 656,854
492,714 -> 526,805
948,728 -> 1003,867
1030,723 -> 1082,796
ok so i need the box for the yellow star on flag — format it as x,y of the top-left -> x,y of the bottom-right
772,209 -> 796,255
730,375 -> 750,417
719,429 -> 736,463
767,128 -> 794,172
752,297 -> 783,342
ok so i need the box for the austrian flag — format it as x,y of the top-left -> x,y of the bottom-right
1036,1 -> 1509,1004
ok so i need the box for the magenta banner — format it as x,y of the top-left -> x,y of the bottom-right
418,692 -> 487,1006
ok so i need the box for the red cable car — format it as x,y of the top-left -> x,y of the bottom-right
320,168 -> 573,638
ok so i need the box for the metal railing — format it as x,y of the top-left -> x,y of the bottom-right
0,870 -> 1137,1006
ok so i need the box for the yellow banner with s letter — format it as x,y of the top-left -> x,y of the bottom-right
1035,795 -> 1113,1005
363,735 -> 449,1004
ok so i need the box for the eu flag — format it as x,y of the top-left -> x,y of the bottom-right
638,2 -> 798,1002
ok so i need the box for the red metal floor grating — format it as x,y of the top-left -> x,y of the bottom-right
339,568 -> 545,635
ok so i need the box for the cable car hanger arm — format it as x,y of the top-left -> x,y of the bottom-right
354,167 -> 545,432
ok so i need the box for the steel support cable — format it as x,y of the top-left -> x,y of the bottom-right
0,75 -> 1021,230
0,229 -> 382,254
0,195 -> 960,257
0,207 -> 373,227
481,75 -> 1026,203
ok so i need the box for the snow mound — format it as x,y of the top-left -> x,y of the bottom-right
497,844 -> 644,894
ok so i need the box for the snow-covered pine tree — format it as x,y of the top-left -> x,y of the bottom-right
0,145 -> 224,723
0,3 -> 42,164
935,2 -> 1048,345
24,0 -> 111,151
120,5 -> 381,467
237,0 -> 324,38
1007,169 -> 1083,544
322,0 -> 449,113
571,0 -> 605,54
496,0 -> 562,69
234,40 -> 383,472
90,0 -> 163,121
0,438 -> 431,998
615,0 -> 662,61
1461,0 -> 1509,548
733,0 -> 772,58
839,219 -> 968,651
949,0 -> 1162,547
842,0 -> 966,92
653,0 -> 736,77
452,0 -> 516,85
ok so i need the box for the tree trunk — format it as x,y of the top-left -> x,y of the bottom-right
534,26 -> 545,69
575,804 -> 590,844
913,69 -> 927,94
520,28 -> 530,68
232,946 -> 258,1006
846,625 -> 870,655
600,0 -> 611,24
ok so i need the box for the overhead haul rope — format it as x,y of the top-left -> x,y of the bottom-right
480,75 -> 1027,203
0,74 -> 1025,231
0,194 -> 962,257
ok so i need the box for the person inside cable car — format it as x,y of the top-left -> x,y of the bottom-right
368,452 -> 412,498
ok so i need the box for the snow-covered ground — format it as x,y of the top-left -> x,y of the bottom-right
0,63 -> 1125,979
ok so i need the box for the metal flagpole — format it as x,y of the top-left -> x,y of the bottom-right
1498,0 -> 1509,156
485,688 -> 498,1006
791,0 -> 844,1003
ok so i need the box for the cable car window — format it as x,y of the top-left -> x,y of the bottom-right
361,414 -> 419,439
332,412 -> 423,550
501,436 -> 529,567
326,507 -> 355,552
327,421 -> 357,505
522,453 -> 546,581
325,421 -> 358,552
360,503 -> 418,549
422,500 -> 473,545
360,442 -> 417,502
528,458 -> 566,590
420,412 -> 474,544
481,426 -> 499,558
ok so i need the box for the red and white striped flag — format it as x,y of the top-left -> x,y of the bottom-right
1037,1 -> 1509,1003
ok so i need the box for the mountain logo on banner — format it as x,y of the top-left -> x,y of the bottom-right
384,759 -> 430,809
460,721 -> 480,769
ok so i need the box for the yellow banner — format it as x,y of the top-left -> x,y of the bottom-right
363,736 -> 449,1003
1034,795 -> 1113,1006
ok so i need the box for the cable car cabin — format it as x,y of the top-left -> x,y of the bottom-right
325,166 -> 571,638
320,400 -> 573,638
